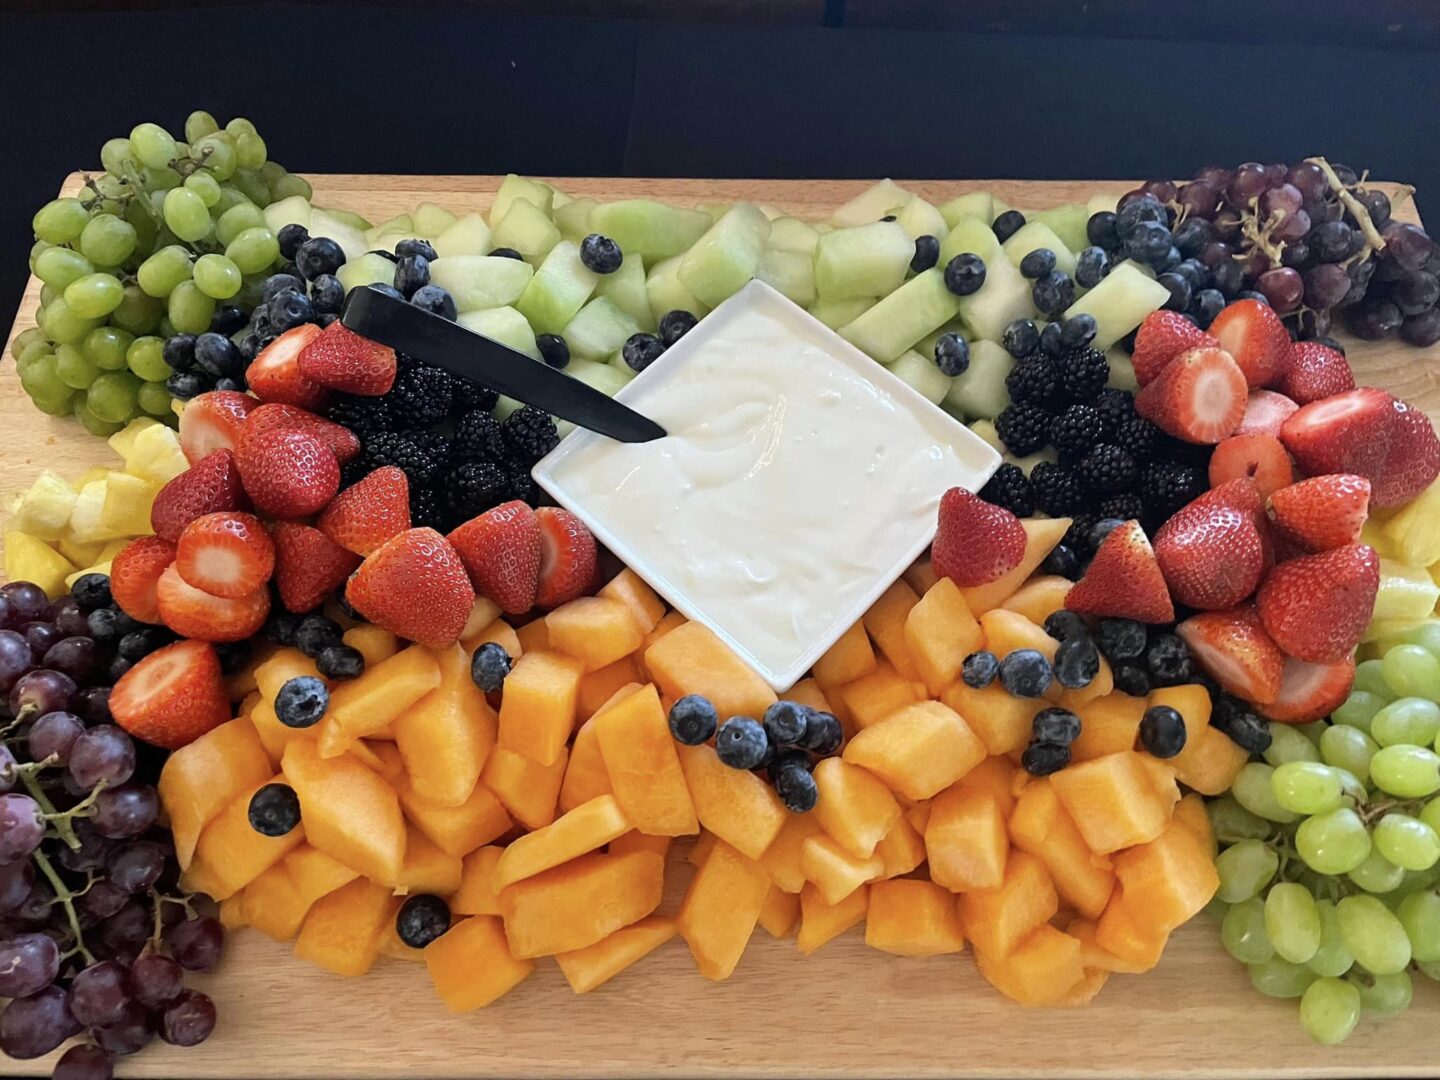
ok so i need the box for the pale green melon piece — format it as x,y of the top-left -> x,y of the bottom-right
263,195 -> 312,235
365,231 -> 409,255
939,217 -> 1002,266
814,221 -> 911,302
1003,222 -> 1077,277
370,213 -> 414,235
493,394 -> 525,420
433,213 -> 493,258
1106,349 -> 1139,392
678,203 -> 770,307
757,203 -> 787,221
588,200 -> 712,262
757,248 -> 816,306
336,252 -> 399,293
886,349 -> 952,405
945,340 -> 1015,421
956,255 -> 1035,343
458,306 -> 541,360
808,297 -> 874,330
1030,204 -> 1089,256
563,298 -> 641,361
1063,262 -> 1170,351
566,357 -> 633,397
1115,257 -> 1156,280
1005,446 -> 1058,475
489,200 -> 562,265
991,196 -> 1013,217
595,254 -> 654,332
917,321 -> 966,361
323,207 -> 372,231
829,179 -> 911,227
550,188 -> 573,209
893,195 -> 947,241
768,217 -> 820,255
555,418 -> 577,440
308,209 -> 367,262
938,192 -> 994,229
1087,193 -> 1123,217
555,198 -> 599,243
968,418 -> 1003,454
646,254 -> 710,322
839,268 -> 961,363
608,349 -> 639,380
514,241 -> 599,334
490,174 -> 555,225
428,256 -> 534,313
695,202 -> 730,222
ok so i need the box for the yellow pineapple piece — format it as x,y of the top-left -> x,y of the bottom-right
10,470 -> 77,540
106,417 -> 160,462
56,529 -> 105,569
100,472 -> 160,537
497,650 -> 584,766
3,532 -> 77,599
123,422 -> 189,483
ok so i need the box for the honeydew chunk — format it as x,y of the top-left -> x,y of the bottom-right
839,267 -> 961,363
1105,349 -> 1139,392
918,322 -> 966,362
829,179 -> 911,227
757,248 -> 816,306
493,396 -> 525,421
767,217 -> 820,255
567,358 -> 632,398
886,350 -> 951,405
490,174 -> 555,225
939,217 -> 1002,266
263,195 -> 313,235
589,199 -> 713,262
814,221 -> 912,302
606,351 -> 640,383
366,231 -> 410,255
458,307 -> 542,360
808,297 -> 874,330
695,202 -> 730,222
939,192 -> 994,229
1063,262 -> 1170,352
595,255 -> 655,332
433,213 -> 494,258
946,340 -> 1016,420
893,195 -> 947,241
678,202 -> 771,307
957,255 -> 1035,343
412,201 -> 458,237
428,256 -> 534,313
337,252 -> 401,294
554,197 -> 599,243
489,199 -> 562,265
308,209 -> 367,263
515,241 -> 600,334
1030,204 -> 1090,255
968,419 -> 1003,454
564,298 -> 641,361
991,196 -> 1014,216
646,255 -> 710,323
1003,222 -> 1077,277
324,208 -> 373,231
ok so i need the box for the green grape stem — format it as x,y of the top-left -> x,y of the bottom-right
20,762 -> 107,851
32,849 -> 94,967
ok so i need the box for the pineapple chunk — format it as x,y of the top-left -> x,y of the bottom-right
64,560 -> 112,590
4,532 -> 77,598
124,423 -> 189,483
100,473 -> 159,537
10,470 -> 77,540
107,417 -> 161,462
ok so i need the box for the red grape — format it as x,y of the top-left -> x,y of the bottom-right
10,669 -> 76,719
1227,163 -> 1269,205
1303,263 -> 1351,309
73,687 -> 112,726
1381,222 -> 1433,271
1214,209 -> 1243,240
159,989 -> 215,1047
28,710 -> 84,765
1141,179 -> 1177,203
1393,271 -> 1440,315
0,743 -> 16,794
69,960 -> 132,1028
1273,209 -> 1311,242
98,901 -> 151,964
92,784 -> 158,839
1305,198 -> 1342,225
0,984 -> 81,1059
1260,183 -> 1303,220
0,859 -> 34,912
1177,181 -> 1220,220
54,1044 -> 114,1080
165,916 -> 223,972
1257,267 -> 1304,312
51,600 -> 90,639
68,726 -> 136,790
0,630 -> 34,693
105,841 -> 166,894
1356,189 -> 1392,227
129,952 -> 184,1009
91,999 -> 154,1056
1195,165 -> 1233,189
1286,162 -> 1329,202
0,933 -> 60,998
1263,162 -> 1289,186
1348,298 -> 1404,339
1238,248 -> 1273,276
0,583 -> 49,623
77,880 -> 129,921
0,794 -> 45,863
1401,309 -> 1440,346
44,637 -> 102,684
22,623 -> 61,658
1199,242 -> 1233,269
0,597 -> 20,633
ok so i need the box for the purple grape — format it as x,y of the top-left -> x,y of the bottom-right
69,960 -> 132,1028
1306,197 -> 1343,225
28,710 -> 84,765
91,783 -> 158,839
1199,242 -> 1233,269
0,583 -> 49,623
1286,162 -> 1329,202
129,951 -> 184,1009
1257,267 -> 1304,312
1303,262 -> 1352,310
1176,181 -> 1219,220
54,1043 -> 114,1080
1381,222 -> 1433,271
98,901 -> 150,964
91,999 -> 154,1056
0,932 -> 60,997
1227,163 -> 1270,205
0,859 -> 34,912
73,686 -> 112,726
0,596 -> 20,632
76,880 -> 128,921
13,879 -> 54,928
1402,309 -> 1440,346
1195,165 -> 1233,190
52,600 -> 91,639
22,622 -> 61,658
0,984 -> 81,1059
10,669 -> 76,719
1260,183 -> 1303,220
1348,298 -> 1404,339
1392,270 -> 1440,315
1213,208 -> 1243,240
0,743 -> 16,794
165,916 -> 223,972
159,988 -> 215,1047
105,841 -> 166,894
1263,162 -> 1289,186
1141,179 -> 1177,203
1273,208 -> 1311,243
69,725 -> 136,790
1356,188 -> 1392,228
0,630 -> 35,693
0,794 -> 44,864
45,637 -> 102,685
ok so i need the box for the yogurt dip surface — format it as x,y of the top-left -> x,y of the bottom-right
535,282 -> 1000,689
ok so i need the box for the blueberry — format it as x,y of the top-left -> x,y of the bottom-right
395,894 -> 451,950
1096,618 -> 1147,662
214,639 -> 253,677
536,334 -> 571,370
470,643 -> 512,693
992,210 -> 1026,242
1019,248 -> 1056,280
1112,662 -> 1151,696
296,237 -> 346,281
277,223 -> 310,260
108,655 -> 132,683
1032,707 -> 1082,745
216,374 -> 246,393
763,701 -> 810,749
395,238 -> 438,261
1158,272 -> 1192,312
275,676 -> 329,729
394,254 -> 430,298
1039,321 -> 1064,357
1216,709 -> 1272,754
1172,218 -> 1213,258
1002,319 -> 1040,359
1039,543 -> 1081,580
1075,246 -> 1110,289
316,645 -> 365,681
1042,610 -> 1088,643
1211,258 -> 1245,298
962,650 -> 1000,689
263,611 -> 301,647
1115,195 -> 1166,241
488,247 -> 524,261
192,332 -> 242,379
668,695 -> 718,746
1060,314 -> 1098,350
210,303 -> 248,336
1139,705 -> 1187,759
911,234 -> 940,274
247,783 -> 301,837
1022,740 -> 1071,776
1146,633 -> 1193,685
162,333 -> 196,372
71,574 -> 112,612
622,333 -> 665,373
261,274 -> 306,303
658,310 -> 698,347
118,627 -> 170,662
933,333 -> 970,377
775,764 -> 818,813
295,616 -> 342,659
797,711 -> 843,755
311,315 -> 337,334
410,284 -> 457,320
268,290 -> 314,333
1054,634 -> 1100,690
86,607 -> 119,646
1032,270 -> 1076,316
1088,517 -> 1126,552
166,371 -> 210,400
310,274 -> 345,315
767,747 -> 812,784
943,253 -> 986,296
1086,211 -> 1120,249
579,234 -> 623,274
1124,221 -> 1173,265
999,649 -> 1052,698
1192,288 -> 1226,329
716,717 -> 769,770
1176,258 -> 1211,288
1157,245 -> 1182,272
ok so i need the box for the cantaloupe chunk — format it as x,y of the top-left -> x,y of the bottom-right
293,878 -> 395,977
243,863 -> 308,941
758,885 -> 801,938
786,679 -> 833,714
218,894 -> 246,930
559,714 -> 615,814
1150,681 -> 1209,768
599,567 -> 666,635
394,643 -> 493,808
284,844 -> 359,908
395,824 -> 464,895
187,780 -> 307,901
926,782 -> 1008,892
1093,888 -> 1170,972
961,517 -> 1071,614
481,744 -> 569,831
224,648 -> 270,703
645,622 -> 776,721
237,690 -> 262,719
812,758 -> 901,859
282,739 -> 406,886
451,846 -> 505,916
676,839 -> 770,980
609,831 -> 671,859
959,754 -> 1021,813
676,743 -> 786,860
499,850 -> 665,958
515,618 -> 550,655
639,610 -> 686,662
1174,791 -> 1217,857
839,662 -> 919,730
903,578 -> 984,695
554,915 -> 677,993
1111,819 -> 1218,932
903,558 -> 938,596
905,801 -> 932,834
458,596 -> 503,643
320,645 -> 443,751
796,882 -> 869,955
959,850 -> 1058,955
688,830 -> 718,868
577,656 -> 644,720
758,812 -> 823,894
1178,719 -> 1251,792
496,650 -> 584,767
1000,575 -> 1074,626
974,924 -> 1085,1007
400,775 -> 512,858
812,620 -> 877,688
594,683 -> 699,836
1072,693 -> 1145,761
866,879 -> 967,956
874,812 -> 926,879
979,608 -> 1058,663
800,833 -> 884,905
843,700 -> 986,800
377,920 -> 427,965
342,625 -> 400,667
425,915 -> 534,1010
1068,917 -> 1153,975
1008,780 -> 1114,920
254,648 -> 324,701
546,597 -> 645,672
942,682 -> 1043,756
493,795 -> 631,890
1050,751 -> 1169,855
464,617 -> 523,659
862,578 -> 921,680
249,700 -> 305,768
1057,654 -> 1113,709
159,716 -> 273,871
1055,967 -> 1111,1007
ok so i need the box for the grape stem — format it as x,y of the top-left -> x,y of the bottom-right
20,765 -> 107,851
1307,156 -> 1388,252
32,849 -> 94,967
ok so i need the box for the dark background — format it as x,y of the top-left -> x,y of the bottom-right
4,1 -> 1439,318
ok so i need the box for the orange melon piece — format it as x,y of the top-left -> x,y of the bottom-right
874,812 -> 927,879
1057,655 -> 1113,709
1050,750 -> 1170,855
1008,780 -> 1114,920
249,699 -> 307,769
577,656 -> 644,721
796,882 -> 869,955
187,780 -> 306,901
560,715 -> 617,814
237,690 -> 261,720
961,517 -> 1071,614
515,617 -> 550,654
243,863 -> 308,941
1055,967 -> 1111,1007
293,878 -> 395,977
688,830 -> 718,868
224,647 -> 270,702
425,914 -> 534,1010
594,683 -> 699,836
464,617 -> 523,659
843,700 -> 986,800
902,577 -> 984,696
480,744 -> 568,831
218,894 -> 246,930
458,596 -> 503,643
400,776 -> 512,858
645,622 -> 777,721
362,739 -> 407,785
926,782 -> 1008,892
546,597 -> 645,672
609,831 -> 671,859
640,610 -> 686,657
377,919 -> 427,964
1174,792 -> 1217,857
974,924 -> 1084,1007
320,645 -> 443,751
862,578 -> 921,680
1093,888 -> 1170,972
1072,693 -> 1145,761
492,794 -> 631,891
865,879 -> 967,957
811,620 -> 877,688
675,743 -> 786,860
499,850 -> 665,958
1175,722 -> 1250,795
758,812 -> 823,894
1068,917 -> 1152,975
800,833 -> 884,905
598,568 -> 666,635
955,754 -> 1021,815
451,846 -> 505,916
905,800 -> 932,834
959,850 -> 1058,956
283,844 -> 359,908
341,624 -> 399,667
839,662 -> 919,730
812,758 -> 901,859
1111,819 -> 1218,932
903,557 -> 938,596
1000,575 -> 1074,626
394,643 -> 492,808
786,678 -> 833,714
1150,682 -> 1209,770
758,885 -> 801,938
942,682 -> 1043,756
676,839 -> 770,980
159,716 -> 273,871
496,649 -> 583,767
554,915 -> 677,993
979,608 -> 1058,663
254,648 -> 324,700
1137,754 -> 1182,821
395,824 -> 463,895
282,739 -> 406,886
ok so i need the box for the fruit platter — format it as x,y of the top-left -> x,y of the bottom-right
1,114 -> 1439,1078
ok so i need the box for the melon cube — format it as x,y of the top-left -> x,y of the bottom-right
959,849 -> 1057,955
800,833 -> 884,905
961,517 -> 1071,614
341,625 -> 400,667
942,682 -> 1044,756
903,556 -> 939,597
974,924 -> 1085,1007
796,882 -> 870,955
595,253 -> 656,332
675,743 -> 786,859
874,810 -> 928,879
758,886 -> 802,938
1032,204 -> 1091,253
492,794 -> 631,891
282,740 -> 406,886
489,198 -> 561,264
644,622 -> 777,722
829,179 -> 909,226
425,915 -> 535,1011
457,306 -> 542,360
159,716 -> 273,871
393,643 -> 492,808
338,251 -> 402,292
187,780 -> 306,901
839,662 -> 918,730
1093,889 -> 1170,972
395,824 -> 464,896
862,579 -> 920,680
293,878 -> 395,977
242,863 -> 308,942
1003,221 -> 1077,277
1173,792 -> 1217,857
589,199 -> 712,262
1063,261 -> 1170,351
843,701 -> 987,800
253,648 -> 323,702
1111,819 -> 1218,932
609,831 -> 671,859
957,252 -> 1035,343
514,240 -> 599,334
768,216 -> 820,254
757,247 -> 816,306
645,254 -> 711,323
1008,780 -> 1115,920
785,678 -> 833,715
427,255 -> 533,312
1050,751 -> 1170,855
926,782 -> 1008,893
321,644 -> 442,751
676,839 -> 771,980
1069,917 -> 1152,975
463,617 -> 523,659
559,713 -> 617,814
809,297 -> 875,330
496,650 -> 583,767
866,879 -> 967,957
481,744 -> 568,831
283,845 -> 359,908
218,895 -> 246,931
432,212 -> 493,258
814,222 -> 911,300
400,775 -> 512,858
515,617 -> 550,654
811,758 -> 901,859
555,915 -> 677,993
758,812 -> 823,894
1151,683 -> 1229,792
902,577 -> 984,695
1072,693 -> 1146,762
678,202 -> 770,306
498,849 -> 665,958
563,297 -> 641,361
938,194 -> 994,228
546,597 -> 645,672
893,194 -> 947,241
598,568 -> 666,635
979,608 -> 1058,663
688,831 -> 718,869
945,339 -> 1015,421
1172,724 -> 1249,796
593,683 -> 698,837
1000,575 -> 1074,627
451,846 -> 505,916
840,269 -> 962,363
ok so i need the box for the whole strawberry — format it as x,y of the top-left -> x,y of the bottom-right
345,528 -> 475,647
297,321 -> 398,396
150,449 -> 251,543
236,428 -> 340,519
448,500 -> 543,614
931,487 -> 1026,587
1154,503 -> 1268,611
272,523 -> 361,614
241,402 -> 362,464
317,466 -> 411,556
1371,397 -> 1440,508
1279,387 -> 1396,478
110,639 -> 231,749
1276,341 -> 1355,405
1256,543 -> 1379,663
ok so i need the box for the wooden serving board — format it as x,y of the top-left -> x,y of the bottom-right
2,176 -> 1437,1079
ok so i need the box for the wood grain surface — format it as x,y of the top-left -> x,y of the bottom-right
1,175 -> 1436,1078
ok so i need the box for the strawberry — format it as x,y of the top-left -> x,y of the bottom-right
1176,606 -> 1286,705
177,391 -> 257,464
1131,311 -> 1219,386
1154,503 -> 1267,611
1064,520 -> 1174,624
1268,474 -> 1371,552
155,565 -> 270,643
109,536 -> 177,625
1276,340 -> 1355,405
1258,655 -> 1357,725
235,428 -> 340,520
447,501 -> 543,615
1208,433 -> 1294,499
174,511 -> 276,599
345,528 -> 474,647
931,487 -> 1027,587
1134,345 -> 1248,444
241,403 -> 362,464
247,324 -> 330,410
150,449 -> 250,543
316,466 -> 411,556
1190,476 -> 1266,521
1207,299 -> 1292,388
1371,396 -> 1440,508
535,507 -> 599,611
1234,389 -> 1299,438
297,321 -> 398,396
1279,387 -> 1397,479
272,523 -> 361,614
109,640 -> 230,749
1256,543 -> 1379,663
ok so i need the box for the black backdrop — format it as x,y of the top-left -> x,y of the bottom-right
4,4 -> 1440,316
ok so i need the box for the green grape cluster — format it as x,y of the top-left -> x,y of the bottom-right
1208,622 -> 1440,1045
18,110 -> 311,437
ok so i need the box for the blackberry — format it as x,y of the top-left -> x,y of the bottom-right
1091,388 -> 1135,441
1062,513 -> 1099,556
1140,461 -> 1207,521
409,486 -> 449,531
506,459 -> 537,504
978,463 -> 1034,518
452,409 -> 507,464
1096,492 -> 1144,521
388,364 -> 455,428
1054,346 -> 1109,402
994,403 -> 1052,457
339,456 -> 370,490
1077,444 -> 1138,496
502,406 -> 560,462
1035,465 -> 1088,517
1113,415 -> 1160,461
447,461 -> 510,519
1005,354 -> 1059,406
364,431 -> 449,489
449,377 -> 499,416
326,394 -> 393,436
1048,405 -> 1102,459
1159,433 -> 1215,470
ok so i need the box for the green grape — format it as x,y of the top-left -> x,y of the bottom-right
18,351 -> 69,400
231,168 -> 271,209
1421,796 -> 1440,835
128,122 -> 178,169
1307,900 -> 1354,977
225,226 -> 280,274
1354,969 -> 1413,1015
72,396 -> 124,437
54,344 -> 99,390
235,276 -> 267,310
215,202 -> 266,247
192,254 -> 243,300
28,239 -> 51,272
78,214 -> 138,267
1221,897 -> 1275,963
1298,976 -> 1360,1044
1296,807 -> 1371,874
99,137 -> 137,175
157,317 -> 177,340
1215,839 -> 1280,902
1271,761 -> 1344,815
39,284 -> 56,307
184,109 -> 220,143
1399,620 -> 1440,657
1353,659 -> 1395,701
1348,848 -> 1406,893
141,165 -> 182,192
1232,763 -> 1300,823
235,131 -> 267,170
1264,882 -> 1322,963
1381,644 -> 1440,700
62,273 -> 124,319
192,134 -> 237,181
162,188 -> 211,243
1372,697 -> 1440,748
108,285 -> 163,336
91,174 -> 130,202
268,173 -> 313,202
123,196 -> 158,254
33,247 -> 94,291
1336,894 -> 1412,974
1333,691 -> 1385,733
125,335 -> 171,381
10,327 -> 45,359
1264,724 -> 1322,766
137,380 -> 175,417
1248,957 -> 1317,999
1320,724 -> 1378,784
167,280 -> 216,336
260,161 -> 287,184
86,371 -> 142,424
1373,813 -> 1440,871
1370,744 -> 1440,797
40,296 -> 102,346
225,116 -> 257,138
1421,959 -> 1440,982
31,198 -> 89,244
17,339 -> 53,372
137,245 -> 193,298
1396,891 -> 1440,961
30,389 -> 77,417
83,326 -> 133,371
184,170 -> 222,209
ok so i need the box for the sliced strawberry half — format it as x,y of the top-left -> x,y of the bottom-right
932,487 -> 1026,587
1276,341 -> 1355,405
1134,345 -> 1248,444
109,536 -> 177,625
1064,519 -> 1174,624
1235,389 -> 1299,438
535,507 -> 599,611
317,466 -> 411,556
247,324 -> 330,410
110,640 -> 230,750
178,391 -> 257,464
1256,543 -> 1379,663
1176,606 -> 1286,705
1208,433 -> 1294,499
448,501 -> 543,615
1258,654 -> 1357,725
272,523 -> 361,614
1279,387 -> 1397,479
1207,299 -> 1292,388
297,321 -> 398,396
1371,396 -> 1440,508
174,511 -> 276,599
150,449 -> 250,543
241,402 -> 362,464
1131,311 -> 1220,386
1268,474 -> 1371,552
155,564 -> 270,643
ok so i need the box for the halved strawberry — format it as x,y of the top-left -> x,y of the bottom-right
174,511 -> 276,599
247,324 -> 330,410
1176,606 -> 1286,705
241,403 -> 362,464
155,564 -> 270,643
1279,387 -> 1397,479
1131,311 -> 1219,386
109,536 -> 177,625
1268,474 -> 1371,552
150,449 -> 250,543
1208,433 -> 1294,499
1134,345 -> 1247,444
1258,654 -> 1357,725
1256,543 -> 1379,663
535,507 -> 599,611
1154,503 -> 1267,611
345,528 -> 474,647
297,322 -> 398,396
235,428 -> 340,520
1276,340 -> 1355,405
272,523 -> 361,614
447,501 -> 543,615
932,487 -> 1026,587
1234,389 -> 1299,438
317,466 -> 411,556
1064,520 -> 1174,623
1371,396 -> 1440,508
110,640 -> 230,749
178,391 -> 257,464
1207,299 -> 1292,388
